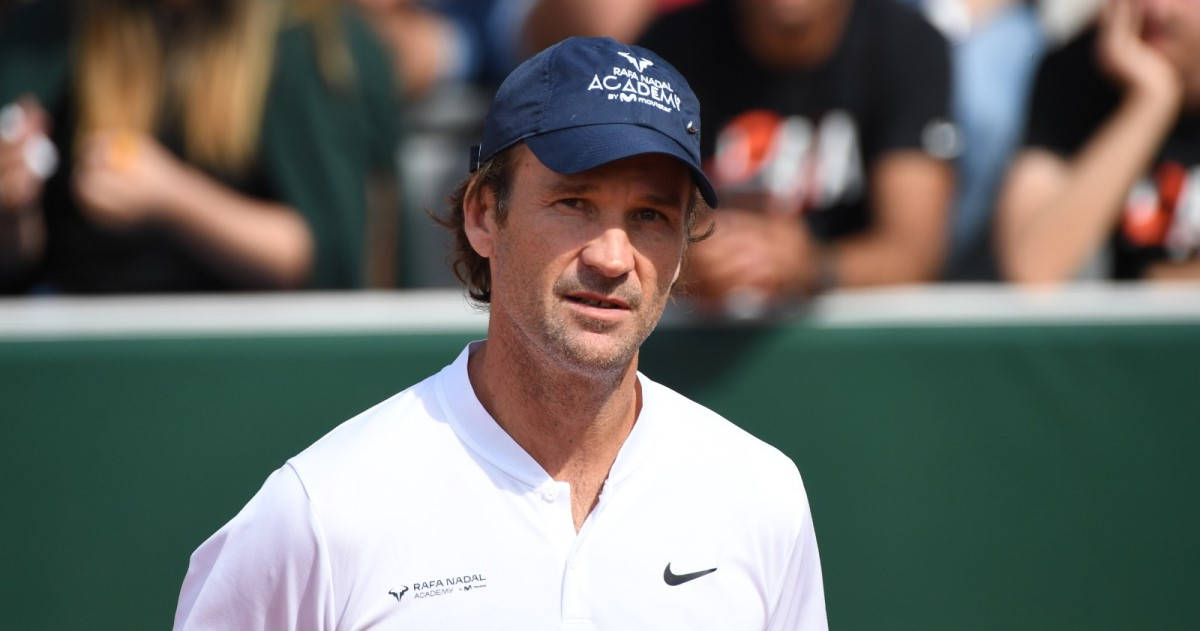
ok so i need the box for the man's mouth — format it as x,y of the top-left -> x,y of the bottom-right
565,294 -> 629,310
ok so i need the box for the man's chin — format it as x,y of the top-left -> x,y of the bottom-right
540,304 -> 662,373
550,330 -> 641,374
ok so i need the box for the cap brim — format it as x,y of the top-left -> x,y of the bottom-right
525,124 -> 718,208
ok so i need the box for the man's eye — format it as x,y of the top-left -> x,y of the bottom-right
636,208 -> 666,222
556,198 -> 584,209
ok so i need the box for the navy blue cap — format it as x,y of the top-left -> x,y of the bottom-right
472,37 -> 718,208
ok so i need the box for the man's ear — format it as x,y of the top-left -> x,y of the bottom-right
464,179 -> 497,259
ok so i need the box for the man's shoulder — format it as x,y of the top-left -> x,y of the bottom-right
638,376 -> 811,544
641,376 -> 802,486
287,370 -> 452,489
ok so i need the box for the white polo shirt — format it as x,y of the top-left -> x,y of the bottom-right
175,343 -> 826,630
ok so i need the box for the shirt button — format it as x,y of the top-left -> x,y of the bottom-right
540,487 -> 558,502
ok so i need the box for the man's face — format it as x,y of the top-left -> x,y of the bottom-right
1140,0 -> 1200,72
473,147 -> 692,374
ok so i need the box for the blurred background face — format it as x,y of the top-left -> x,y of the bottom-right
737,0 -> 843,35
1140,0 -> 1200,72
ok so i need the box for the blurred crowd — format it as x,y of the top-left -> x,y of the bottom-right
2,0 -> 1198,308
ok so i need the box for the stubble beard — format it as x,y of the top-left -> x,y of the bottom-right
541,306 -> 647,375
538,275 -> 670,376
489,237 -> 671,377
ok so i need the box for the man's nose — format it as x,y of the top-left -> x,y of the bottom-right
580,227 -> 635,278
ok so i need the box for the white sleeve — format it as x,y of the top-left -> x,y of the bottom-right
173,464 -> 336,631
766,483 -> 828,631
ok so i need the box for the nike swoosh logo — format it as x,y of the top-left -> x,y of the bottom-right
663,563 -> 717,586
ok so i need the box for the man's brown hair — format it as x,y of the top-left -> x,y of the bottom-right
436,144 -> 713,305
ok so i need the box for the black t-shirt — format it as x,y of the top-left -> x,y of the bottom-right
1024,27 -> 1200,279
639,0 -> 951,241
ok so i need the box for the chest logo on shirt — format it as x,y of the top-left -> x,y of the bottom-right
710,109 -> 864,216
1123,161 -> 1200,259
387,572 -> 489,604
663,563 -> 718,586
387,587 -> 409,602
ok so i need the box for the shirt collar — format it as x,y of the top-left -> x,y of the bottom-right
434,341 -> 662,490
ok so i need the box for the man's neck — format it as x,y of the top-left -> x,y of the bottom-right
466,333 -> 641,529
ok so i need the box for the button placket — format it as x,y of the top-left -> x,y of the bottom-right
560,547 -> 590,625
533,481 -> 576,582
560,482 -> 614,625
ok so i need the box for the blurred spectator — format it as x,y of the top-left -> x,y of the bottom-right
997,0 -> 1200,283
523,0 -> 702,51
352,0 -> 540,288
0,0 -> 398,293
353,0 -> 538,97
639,0 -> 955,312
355,0 -> 701,99
914,0 -> 1046,279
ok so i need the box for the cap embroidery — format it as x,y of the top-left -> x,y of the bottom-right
586,52 -> 682,113
617,51 -> 655,73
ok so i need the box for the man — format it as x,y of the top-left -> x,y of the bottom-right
997,0 -> 1200,283
639,0 -> 955,309
174,37 -> 827,629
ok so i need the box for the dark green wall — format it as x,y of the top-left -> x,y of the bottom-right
2,323 -> 1198,628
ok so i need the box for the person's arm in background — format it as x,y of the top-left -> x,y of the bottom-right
827,151 -> 952,286
0,97 -> 50,280
996,0 -> 1182,285
1144,259 -> 1200,279
829,6 -> 955,288
684,151 -> 950,302
72,131 -> 314,288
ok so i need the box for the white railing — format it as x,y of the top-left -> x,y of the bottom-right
0,282 -> 1198,340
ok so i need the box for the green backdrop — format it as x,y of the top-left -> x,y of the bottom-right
2,321 -> 1198,629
